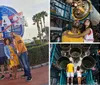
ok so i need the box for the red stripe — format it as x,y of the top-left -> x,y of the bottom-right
0,12 -> 23,24
1,18 -> 20,32
88,30 -> 92,35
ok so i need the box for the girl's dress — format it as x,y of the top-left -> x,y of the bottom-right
84,28 -> 94,43
4,45 -> 19,68
77,70 -> 82,77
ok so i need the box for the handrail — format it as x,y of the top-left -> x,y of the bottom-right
50,44 -> 56,68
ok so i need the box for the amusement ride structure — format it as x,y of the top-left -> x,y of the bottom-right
50,0 -> 100,42
50,44 -> 100,85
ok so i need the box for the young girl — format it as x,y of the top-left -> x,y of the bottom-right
4,38 -> 19,79
81,19 -> 94,42
76,66 -> 82,85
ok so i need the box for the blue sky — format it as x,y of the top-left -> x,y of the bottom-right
0,0 -> 50,40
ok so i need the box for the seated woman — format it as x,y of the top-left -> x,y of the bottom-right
62,23 -> 84,42
65,19 -> 94,43
4,38 -> 19,79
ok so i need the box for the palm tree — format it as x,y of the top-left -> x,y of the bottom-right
41,11 -> 48,41
39,13 -> 43,35
39,20 -> 44,42
32,11 -> 48,43
40,11 -> 48,28
32,14 -> 42,43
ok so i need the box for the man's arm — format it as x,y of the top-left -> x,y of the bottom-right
15,36 -> 27,54
73,67 -> 74,72
66,65 -> 68,72
73,64 -> 74,72
62,30 -> 70,36
17,37 -> 26,53
4,46 -> 11,59
66,28 -> 91,38
13,40 -> 18,52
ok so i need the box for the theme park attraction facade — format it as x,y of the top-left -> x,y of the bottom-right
50,0 -> 100,31
50,44 -> 100,85
50,0 -> 100,42
0,5 -> 27,38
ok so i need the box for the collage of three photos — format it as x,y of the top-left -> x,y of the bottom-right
0,0 -> 100,85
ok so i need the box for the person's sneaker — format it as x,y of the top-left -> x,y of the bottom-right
0,75 -> 5,80
26,77 -> 32,82
71,83 -> 73,85
9,74 -> 12,79
21,74 -> 27,78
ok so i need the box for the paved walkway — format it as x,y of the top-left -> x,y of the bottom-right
0,65 -> 48,85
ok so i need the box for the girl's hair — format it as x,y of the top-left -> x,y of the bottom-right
81,19 -> 93,33
77,66 -> 80,71
4,38 -> 12,45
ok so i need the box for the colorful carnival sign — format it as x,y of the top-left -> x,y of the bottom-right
0,5 -> 26,38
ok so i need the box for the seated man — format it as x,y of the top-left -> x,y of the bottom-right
62,23 -> 84,42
